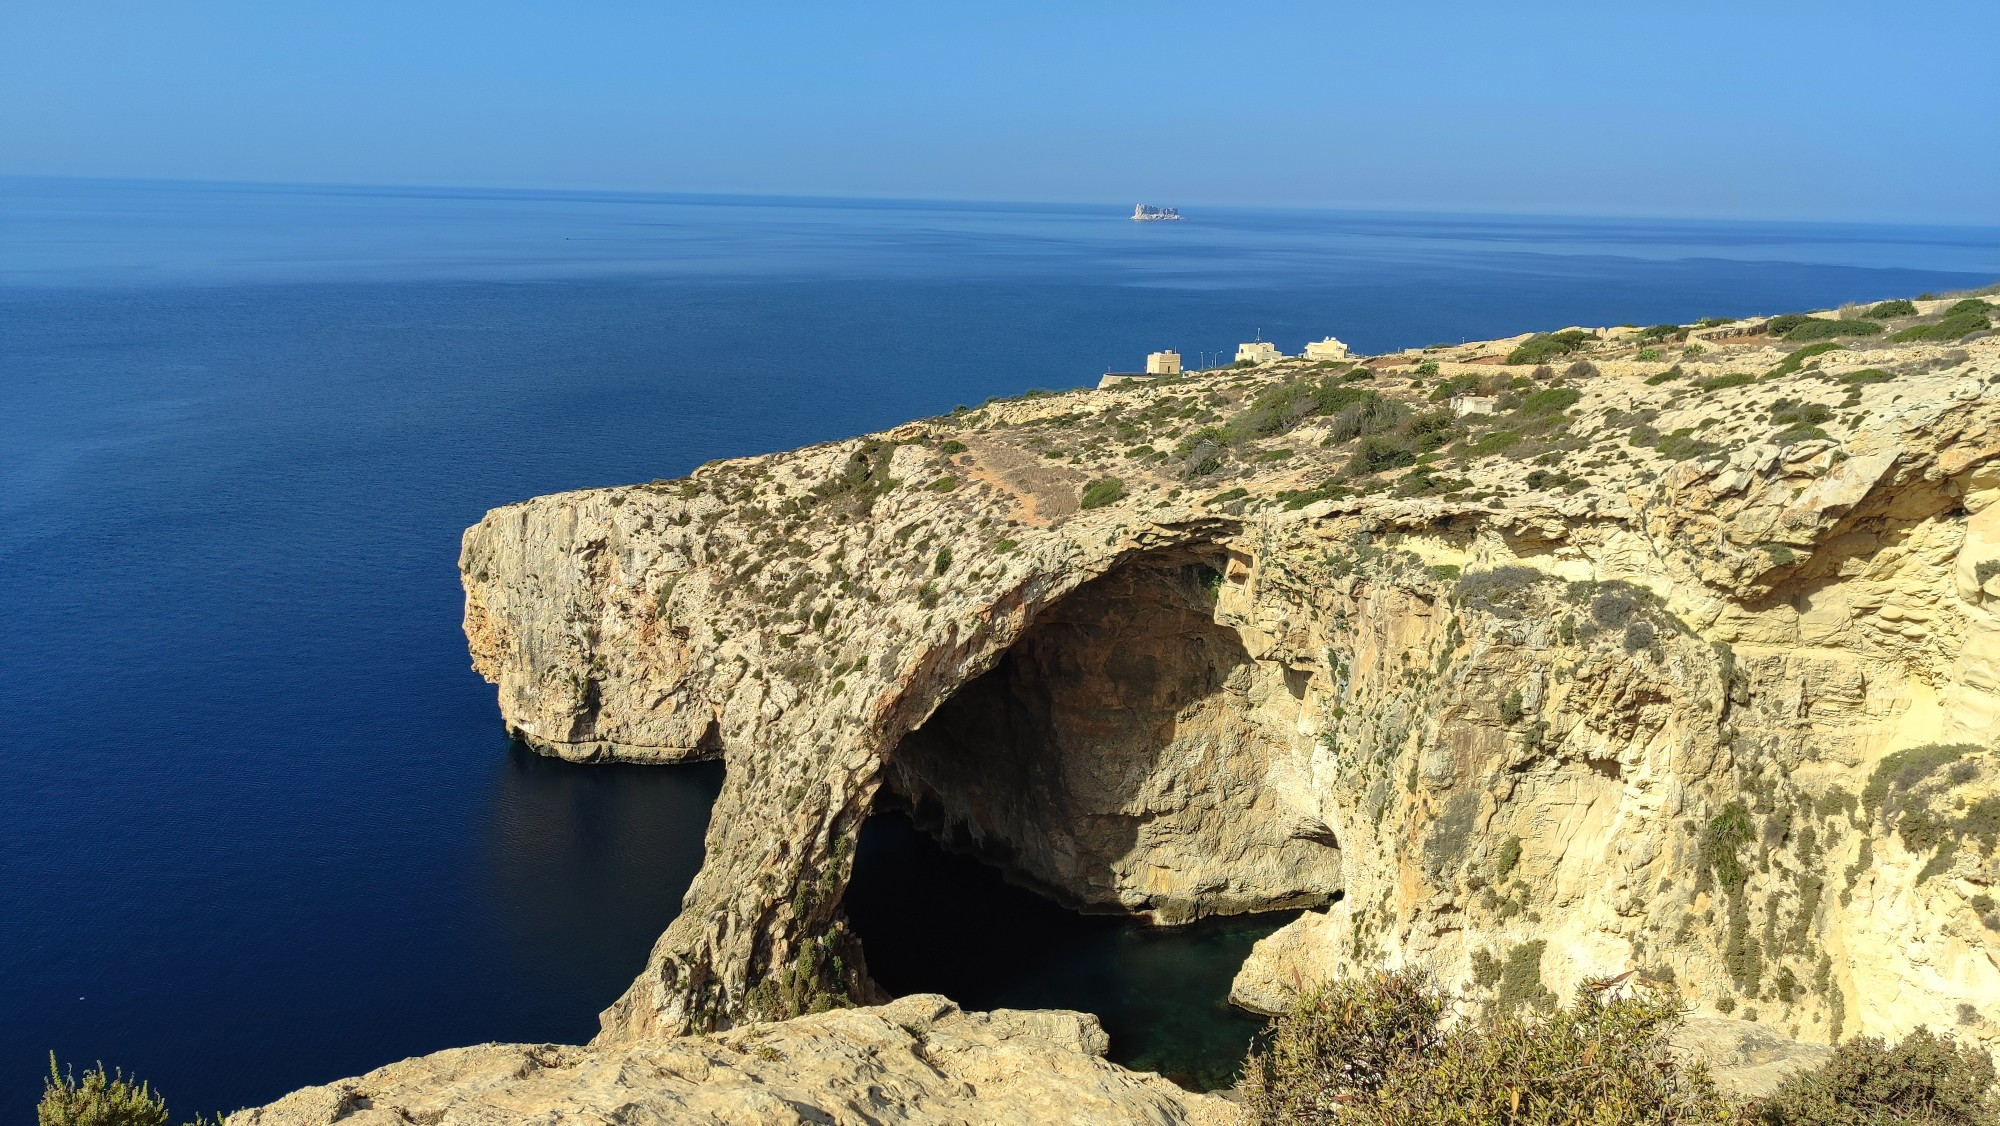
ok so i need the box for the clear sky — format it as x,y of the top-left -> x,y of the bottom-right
3,0 -> 1995,224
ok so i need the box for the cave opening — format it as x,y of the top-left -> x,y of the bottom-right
843,549 -> 1341,1089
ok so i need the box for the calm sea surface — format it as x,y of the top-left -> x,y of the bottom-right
3,177 -> 1995,1112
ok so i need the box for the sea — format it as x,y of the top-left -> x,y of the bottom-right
3,176 -> 1995,1114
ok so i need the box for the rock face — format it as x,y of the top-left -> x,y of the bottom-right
460,304 -> 2000,1064
236,995 -> 1239,1126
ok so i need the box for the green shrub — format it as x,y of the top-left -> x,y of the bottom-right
1786,318 -> 1882,341
1946,298 -> 1993,317
1242,970 -> 1449,1122
1402,409 -> 1460,451
39,1056 -> 169,1126
1500,689 -> 1525,724
1863,744 -> 1980,818
1175,428 -> 1227,477
1646,367 -> 1685,385
1766,314 -> 1812,336
1395,463 -> 1471,497
1323,392 -> 1410,444
1507,330 -> 1593,366
1497,940 -> 1557,1013
1428,374 -> 1482,402
1516,386 -> 1582,416
812,439 -> 899,514
1753,1027 -> 1999,1125
1226,375 -> 1393,443
937,439 -> 967,455
1495,834 -> 1522,878
1348,435 -> 1417,475
1245,972 -> 1735,1125
1702,801 -> 1756,895
1639,323 -> 1682,341
1416,360 -> 1440,375
1861,743 -> 1997,882
1078,477 -> 1125,509
1700,373 -> 1758,392
1766,342 -> 1846,379
1893,311 -> 1992,342
1867,299 -> 1918,318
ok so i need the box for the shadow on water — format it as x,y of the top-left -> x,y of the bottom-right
480,744 -> 725,1039
843,811 -> 1295,1091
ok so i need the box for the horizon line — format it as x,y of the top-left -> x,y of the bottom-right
8,171 -> 2000,235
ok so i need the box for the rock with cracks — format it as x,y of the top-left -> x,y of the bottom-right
461,310 -> 2000,1062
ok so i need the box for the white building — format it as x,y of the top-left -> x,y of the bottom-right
1304,336 -> 1350,361
1235,340 -> 1283,365
1146,350 -> 1182,376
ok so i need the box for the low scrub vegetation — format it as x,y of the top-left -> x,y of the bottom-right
1784,317 -> 1883,341
1766,342 -> 1845,380
1506,329 -> 1594,366
1752,1027 -> 2000,1125
1243,970 -> 1737,1125
1893,309 -> 1992,343
1242,972 -> 2000,1125
1863,743 -> 1999,882
1078,476 -> 1125,509
38,1056 -> 219,1126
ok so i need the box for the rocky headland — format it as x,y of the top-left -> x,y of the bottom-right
254,294 -> 2000,1122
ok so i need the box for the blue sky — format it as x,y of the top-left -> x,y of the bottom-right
3,0 -> 1995,223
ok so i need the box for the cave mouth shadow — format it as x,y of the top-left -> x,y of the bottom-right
842,808 -> 1300,1092
843,547 -> 1345,1087
882,548 -> 1341,922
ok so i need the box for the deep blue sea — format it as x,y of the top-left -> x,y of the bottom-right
3,176 -> 1996,1114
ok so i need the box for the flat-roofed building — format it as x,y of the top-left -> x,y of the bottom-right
1304,336 -> 1350,361
1235,340 -> 1282,365
1146,350 -> 1182,375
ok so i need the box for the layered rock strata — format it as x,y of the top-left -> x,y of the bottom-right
236,995 -> 1237,1126
461,302 -> 2000,1061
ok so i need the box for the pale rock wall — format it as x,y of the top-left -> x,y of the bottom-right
458,333 -> 2000,1061
235,994 -> 1239,1126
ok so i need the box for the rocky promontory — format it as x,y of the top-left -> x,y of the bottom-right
395,293 -> 2000,1116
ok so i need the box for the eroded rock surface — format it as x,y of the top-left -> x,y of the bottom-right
236,995 -> 1239,1126
460,301 -> 2000,1062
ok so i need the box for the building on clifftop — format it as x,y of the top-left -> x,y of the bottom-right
1304,336 -> 1350,361
1235,339 -> 1283,365
1099,349 -> 1183,389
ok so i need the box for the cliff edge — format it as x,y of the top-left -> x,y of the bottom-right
460,296 -> 2000,1062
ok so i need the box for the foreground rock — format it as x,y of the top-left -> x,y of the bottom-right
237,995 -> 1239,1126
461,295 -> 2000,1059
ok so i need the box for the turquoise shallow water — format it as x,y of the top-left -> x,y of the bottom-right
2,176 -> 1996,1114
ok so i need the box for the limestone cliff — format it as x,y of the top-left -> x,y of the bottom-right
237,995 -> 1237,1126
461,295 -> 2000,1061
